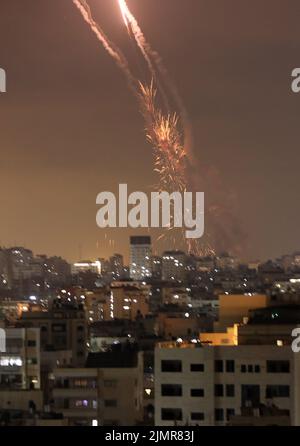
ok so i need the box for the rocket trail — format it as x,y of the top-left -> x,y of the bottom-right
117,0 -> 193,159
119,0 -> 130,31
117,0 -> 189,192
73,0 -> 213,255
73,0 -> 185,192
118,0 -> 157,80
72,0 -> 138,98
118,0 -> 170,113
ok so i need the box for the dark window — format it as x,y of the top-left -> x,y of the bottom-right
241,364 -> 247,373
254,365 -> 260,373
191,388 -> 204,397
27,340 -> 36,347
226,384 -> 235,397
266,385 -> 290,398
161,408 -> 182,421
161,360 -> 182,373
6,339 -> 24,349
248,365 -> 253,373
215,384 -> 224,397
226,409 -> 235,421
242,385 -> 260,408
104,399 -> 117,407
191,412 -> 204,421
267,361 -> 290,373
52,323 -> 66,333
226,360 -> 235,373
190,364 -> 204,372
161,384 -> 182,397
215,360 -> 223,372
104,380 -> 117,388
215,409 -> 224,422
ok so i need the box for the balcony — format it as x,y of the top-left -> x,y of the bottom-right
59,408 -> 97,419
52,387 -> 98,398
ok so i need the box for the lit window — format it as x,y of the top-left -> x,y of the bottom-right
75,400 -> 88,407
0,357 -> 23,367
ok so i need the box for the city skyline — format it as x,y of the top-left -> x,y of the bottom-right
1,240 -> 300,266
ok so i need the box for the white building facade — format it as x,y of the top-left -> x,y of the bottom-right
155,343 -> 300,426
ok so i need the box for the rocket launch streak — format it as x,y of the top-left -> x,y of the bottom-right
118,0 -> 130,31
72,0 -> 214,255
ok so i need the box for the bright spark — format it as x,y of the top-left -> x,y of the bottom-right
118,0 -> 130,31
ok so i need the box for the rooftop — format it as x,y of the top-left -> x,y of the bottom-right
86,346 -> 138,368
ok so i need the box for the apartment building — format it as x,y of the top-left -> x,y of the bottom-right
155,342 -> 300,426
110,285 -> 150,320
52,350 -> 144,426
0,328 -> 40,390
130,236 -> 152,281
17,301 -> 87,366
162,287 -> 191,307
83,288 -> 110,323
162,251 -> 187,283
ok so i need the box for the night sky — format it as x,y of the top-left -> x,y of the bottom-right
0,0 -> 299,262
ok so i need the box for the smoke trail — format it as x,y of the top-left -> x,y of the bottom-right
73,0 -> 213,256
73,0 -> 186,192
118,0 -> 171,112
118,0 -> 193,158
73,0 -> 138,97
118,0 -> 158,81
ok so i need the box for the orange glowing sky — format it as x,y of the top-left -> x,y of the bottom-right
0,0 -> 300,262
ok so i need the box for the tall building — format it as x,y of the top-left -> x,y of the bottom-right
130,236 -> 152,281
